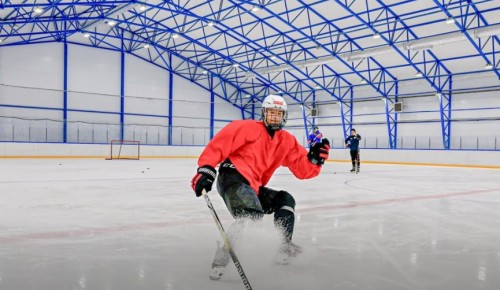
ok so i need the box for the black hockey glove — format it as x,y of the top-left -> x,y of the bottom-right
308,138 -> 330,166
191,165 -> 217,197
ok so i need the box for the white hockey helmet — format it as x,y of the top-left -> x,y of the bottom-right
261,94 -> 288,130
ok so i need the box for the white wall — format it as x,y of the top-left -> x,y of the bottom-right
0,43 -> 64,91
171,76 -> 210,145
1,43 -> 498,148
68,45 -> 121,97
298,77 -> 500,149
0,44 -> 65,142
0,43 -> 241,145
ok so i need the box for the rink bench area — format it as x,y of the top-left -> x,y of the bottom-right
0,142 -> 499,168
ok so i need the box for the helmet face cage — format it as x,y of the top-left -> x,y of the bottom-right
262,108 -> 288,130
261,95 -> 288,130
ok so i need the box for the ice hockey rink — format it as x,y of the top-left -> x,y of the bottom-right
1,158 -> 499,290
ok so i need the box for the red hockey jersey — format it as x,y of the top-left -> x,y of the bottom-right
198,120 -> 322,193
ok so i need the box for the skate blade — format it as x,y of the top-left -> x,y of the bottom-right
209,267 -> 225,281
275,256 -> 290,265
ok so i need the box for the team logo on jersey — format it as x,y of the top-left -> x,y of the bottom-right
221,162 -> 236,169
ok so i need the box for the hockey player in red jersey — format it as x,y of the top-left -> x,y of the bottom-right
191,94 -> 330,279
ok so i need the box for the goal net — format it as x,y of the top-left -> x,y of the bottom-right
106,140 -> 140,160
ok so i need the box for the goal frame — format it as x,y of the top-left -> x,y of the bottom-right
105,140 -> 140,160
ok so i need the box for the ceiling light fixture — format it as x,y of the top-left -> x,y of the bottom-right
172,33 -> 179,39
372,33 -> 381,39
202,70 -> 208,74
207,21 -> 215,27
107,20 -> 117,26
270,56 -> 276,60
233,64 -> 239,68
139,5 -> 147,11
415,72 -> 423,77
143,44 -> 150,49
34,7 -> 43,14
251,6 -> 260,12
83,33 -> 90,38
484,63 -> 493,69
446,17 -> 455,24
360,79 -> 367,84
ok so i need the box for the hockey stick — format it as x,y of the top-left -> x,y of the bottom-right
202,190 -> 253,290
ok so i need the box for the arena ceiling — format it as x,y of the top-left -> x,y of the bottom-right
0,0 -> 499,114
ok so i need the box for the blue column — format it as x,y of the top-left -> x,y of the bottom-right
63,40 -> 68,143
168,54 -> 173,145
210,76 -> 215,140
301,103 -> 308,139
439,77 -> 452,150
340,87 -> 353,140
120,46 -> 125,141
251,98 -> 255,120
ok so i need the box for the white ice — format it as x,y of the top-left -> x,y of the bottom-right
1,158 -> 500,290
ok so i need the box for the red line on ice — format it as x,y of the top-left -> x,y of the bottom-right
1,187 -> 498,243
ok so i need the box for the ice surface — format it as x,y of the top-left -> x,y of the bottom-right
1,158 -> 500,290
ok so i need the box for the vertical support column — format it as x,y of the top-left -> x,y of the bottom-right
209,75 -> 215,140
383,82 -> 399,149
302,91 -> 316,139
311,91 -> 317,129
168,54 -> 173,145
393,84 -> 399,149
301,103 -> 308,138
251,98 -> 255,120
383,98 -> 396,149
120,40 -> 125,141
439,77 -> 452,150
63,40 -> 68,143
340,86 -> 353,140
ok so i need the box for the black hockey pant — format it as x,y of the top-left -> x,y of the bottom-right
350,150 -> 360,168
216,159 -> 296,242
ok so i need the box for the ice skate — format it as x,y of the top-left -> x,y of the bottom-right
350,167 -> 356,173
276,241 -> 302,265
209,265 -> 226,281
209,241 -> 229,280
356,166 -> 360,174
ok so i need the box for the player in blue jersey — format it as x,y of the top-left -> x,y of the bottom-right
345,128 -> 362,173
307,126 -> 323,148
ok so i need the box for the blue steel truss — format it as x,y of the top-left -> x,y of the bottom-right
0,0 -> 499,149
334,0 -> 453,148
433,0 -> 500,79
0,1 -> 258,118
247,0 -> 398,144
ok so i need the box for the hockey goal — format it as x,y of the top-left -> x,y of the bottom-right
106,140 -> 140,160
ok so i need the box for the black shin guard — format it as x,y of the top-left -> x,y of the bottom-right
273,191 -> 296,242
274,208 -> 295,242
